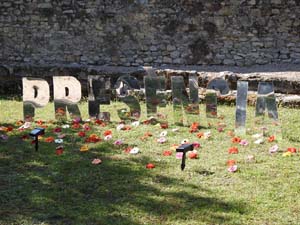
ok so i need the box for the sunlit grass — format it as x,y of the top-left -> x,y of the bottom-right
0,99 -> 300,225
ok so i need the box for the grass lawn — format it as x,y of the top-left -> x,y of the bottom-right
1,99 -> 300,225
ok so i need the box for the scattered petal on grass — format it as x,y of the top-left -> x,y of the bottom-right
129,147 -> 139,154
160,131 -> 168,137
268,135 -> 275,142
163,150 -> 172,156
197,132 -> 204,138
160,123 -> 169,129
78,131 -> 86,137
282,152 -> 292,157
0,134 -> 8,140
172,128 -> 179,132
92,158 -> 102,164
114,140 -> 123,145
58,133 -> 66,139
228,165 -> 238,173
53,127 -> 62,133
54,139 -> 63,144
232,136 -> 241,143
287,147 -> 297,153
193,142 -> 201,149
157,137 -> 167,144
18,122 -> 31,130
80,145 -> 89,152
104,135 -> 112,141
204,131 -> 211,139
189,122 -> 199,133
131,121 -> 140,127
227,130 -> 234,137
227,160 -> 236,166
16,120 -> 24,126
116,124 -> 125,131
85,134 -> 101,143
122,147 -> 132,154
72,123 -> 81,129
146,163 -> 155,169
217,127 -> 224,132
269,145 -> 279,153
254,138 -> 264,144
188,151 -> 198,159
228,147 -> 239,154
45,137 -> 55,143
104,130 -> 112,137
239,139 -> 249,146
246,155 -> 255,162
55,146 -> 64,155
252,133 -> 263,139
21,135 -> 29,140
83,124 -> 91,131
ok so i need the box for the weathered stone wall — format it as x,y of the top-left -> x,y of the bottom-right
1,0 -> 300,66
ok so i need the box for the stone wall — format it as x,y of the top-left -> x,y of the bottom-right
1,0 -> 300,66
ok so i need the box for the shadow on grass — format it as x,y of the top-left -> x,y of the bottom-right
0,134 -> 249,225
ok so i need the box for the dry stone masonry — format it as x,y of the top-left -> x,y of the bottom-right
2,0 -> 300,67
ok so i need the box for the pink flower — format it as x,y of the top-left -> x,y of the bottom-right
176,152 -> 183,159
192,142 -> 201,149
114,140 -> 123,145
269,145 -> 279,153
157,137 -> 167,144
92,158 -> 102,165
217,127 -> 224,132
228,165 -> 238,173
239,139 -> 249,146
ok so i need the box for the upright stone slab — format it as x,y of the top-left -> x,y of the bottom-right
255,82 -> 280,137
88,75 -> 111,120
186,75 -> 200,124
144,75 -> 168,124
205,89 -> 217,118
235,81 -> 248,135
115,75 -> 141,121
171,75 -> 200,126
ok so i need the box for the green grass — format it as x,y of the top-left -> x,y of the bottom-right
1,100 -> 300,225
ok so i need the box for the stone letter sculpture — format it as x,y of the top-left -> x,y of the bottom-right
53,76 -> 82,121
144,75 -> 167,123
88,75 -> 111,121
171,75 -> 199,125
22,77 -> 50,121
115,75 -> 141,121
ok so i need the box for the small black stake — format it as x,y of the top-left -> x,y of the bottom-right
176,144 -> 194,171
29,128 -> 45,152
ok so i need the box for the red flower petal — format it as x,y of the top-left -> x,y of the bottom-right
287,147 -> 297,153
228,147 -> 239,154
146,163 -> 155,169
189,152 -> 198,159
163,150 -> 172,156
227,159 -> 236,166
